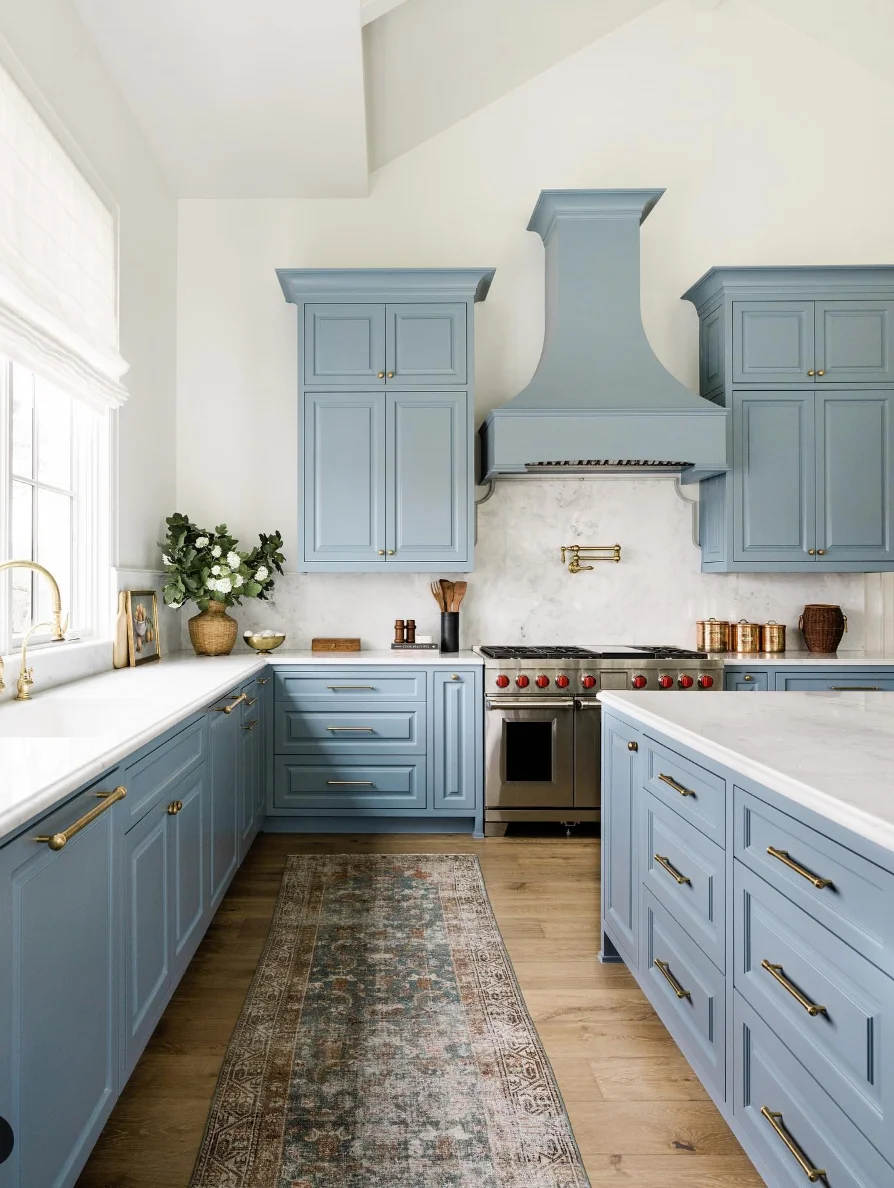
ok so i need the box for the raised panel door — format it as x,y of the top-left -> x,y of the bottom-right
123,807 -> 170,1079
386,303 -> 466,385
733,392 -> 815,562
732,301 -> 814,384
724,670 -> 770,691
303,393 -> 386,565
170,771 -> 207,971
209,704 -> 240,911
239,712 -> 260,859
431,670 -> 479,812
816,390 -> 894,563
387,392 -> 469,564
601,715 -> 640,966
815,301 -> 894,384
304,304 -> 385,386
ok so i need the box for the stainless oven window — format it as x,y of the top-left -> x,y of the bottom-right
505,720 -> 553,782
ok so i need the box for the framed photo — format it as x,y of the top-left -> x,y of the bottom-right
125,590 -> 161,666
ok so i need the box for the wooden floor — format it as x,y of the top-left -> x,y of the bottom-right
77,834 -> 761,1187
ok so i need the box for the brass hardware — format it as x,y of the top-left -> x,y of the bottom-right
743,674 -> 754,682
760,1108 -> 826,1181
560,544 -> 621,573
654,854 -> 691,885
245,696 -> 258,707
451,674 -> 460,680
830,685 -> 881,691
167,799 -> 184,815
243,719 -> 259,731
387,550 -> 395,555
326,726 -> 375,731
326,780 -> 374,786
767,847 -> 833,889
217,692 -> 248,714
377,372 -> 385,378
36,785 -> 127,850
13,617 -> 66,700
654,959 -> 691,999
817,370 -> 825,376
0,561 -> 67,644
817,549 -> 825,555
761,961 -> 827,1016
807,369 -> 815,376
628,741 -> 638,751
327,685 -> 375,690
257,677 -> 270,685
808,549 -> 816,555
378,550 -> 386,555
659,773 -> 696,798
387,371 -> 394,378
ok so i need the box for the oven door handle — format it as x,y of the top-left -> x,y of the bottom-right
486,698 -> 576,710
575,699 -> 601,709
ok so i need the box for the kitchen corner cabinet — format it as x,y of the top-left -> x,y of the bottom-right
278,268 -> 494,572
683,267 -> 894,572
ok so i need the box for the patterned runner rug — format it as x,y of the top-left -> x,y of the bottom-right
190,853 -> 590,1187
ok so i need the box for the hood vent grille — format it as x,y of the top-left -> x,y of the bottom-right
527,459 -> 691,472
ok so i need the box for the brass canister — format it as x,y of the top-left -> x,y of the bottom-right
761,620 -> 786,653
729,619 -> 761,653
697,618 -> 729,653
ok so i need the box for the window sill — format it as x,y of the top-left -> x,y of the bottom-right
0,638 -> 112,701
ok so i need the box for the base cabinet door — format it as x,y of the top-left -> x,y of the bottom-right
430,669 -> 479,812
170,770 -> 208,973
209,699 -> 241,911
724,670 -> 770,691
0,777 -> 122,1188
601,715 -> 641,965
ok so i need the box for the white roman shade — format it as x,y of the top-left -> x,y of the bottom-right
0,63 -> 128,409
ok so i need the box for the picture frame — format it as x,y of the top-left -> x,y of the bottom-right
125,590 -> 161,666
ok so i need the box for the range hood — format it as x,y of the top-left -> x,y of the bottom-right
479,189 -> 727,483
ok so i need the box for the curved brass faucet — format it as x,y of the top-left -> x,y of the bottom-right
0,561 -> 68,699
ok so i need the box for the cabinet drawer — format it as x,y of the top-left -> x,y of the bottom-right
735,861 -> 893,1162
735,788 -> 894,978
274,757 -> 426,811
123,717 -> 205,822
644,736 -> 726,846
734,992 -> 892,1188
275,706 -> 425,754
775,671 -> 894,691
641,888 -> 725,1098
642,793 -> 726,971
724,670 -> 770,691
275,669 -> 427,703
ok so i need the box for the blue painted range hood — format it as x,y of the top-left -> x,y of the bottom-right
479,190 -> 727,483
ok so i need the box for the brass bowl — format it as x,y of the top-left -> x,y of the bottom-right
243,632 -> 286,655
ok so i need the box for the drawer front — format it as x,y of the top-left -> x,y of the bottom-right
124,717 -> 206,822
775,670 -> 894,691
735,860 -> 893,1161
640,888 -> 725,1098
275,669 -> 427,704
274,758 -> 426,811
735,787 -> 894,978
275,706 -> 425,754
734,992 -> 892,1188
724,670 -> 770,691
644,736 -> 726,846
643,792 -> 726,971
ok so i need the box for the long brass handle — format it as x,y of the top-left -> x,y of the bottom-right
767,847 -> 833,889
257,677 -> 270,685
326,726 -> 375,732
167,799 -> 183,815
217,692 -> 248,714
761,961 -> 827,1017
654,854 -> 691,886
760,1108 -> 826,1182
243,719 -> 259,731
830,686 -> 881,691
654,959 -> 691,1000
659,773 -> 696,798
326,780 -> 375,786
36,786 -> 127,850
327,685 -> 376,690
245,696 -> 258,707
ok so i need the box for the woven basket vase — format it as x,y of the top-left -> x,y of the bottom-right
799,603 -> 847,654
188,600 -> 238,656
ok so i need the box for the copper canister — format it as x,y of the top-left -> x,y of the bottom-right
761,620 -> 786,653
697,618 -> 729,653
729,619 -> 761,653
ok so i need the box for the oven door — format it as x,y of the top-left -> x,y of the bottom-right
485,698 -> 575,808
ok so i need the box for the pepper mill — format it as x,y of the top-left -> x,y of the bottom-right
406,619 -> 416,644
394,619 -> 406,644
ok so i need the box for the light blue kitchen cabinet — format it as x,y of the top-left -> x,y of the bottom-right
723,669 -> 769,691
208,690 -> 242,911
723,664 -> 894,691
239,680 -> 264,858
600,715 -> 640,967
430,669 -> 481,813
732,301 -> 814,386
169,769 -> 207,971
0,772 -> 123,1188
278,268 -> 494,572
815,300 -> 894,384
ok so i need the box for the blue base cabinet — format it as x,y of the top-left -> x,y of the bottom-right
724,663 -> 894,691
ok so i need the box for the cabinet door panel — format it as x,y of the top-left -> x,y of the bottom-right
303,393 -> 386,564
304,304 -> 385,386
601,716 -> 640,966
724,670 -> 770,691
123,809 -> 170,1075
386,303 -> 466,384
170,772 -> 207,968
733,392 -> 815,562
431,670 -> 479,812
816,300 -> 894,383
209,706 -> 240,911
732,301 -> 814,384
387,392 -> 469,564
816,391 -> 894,563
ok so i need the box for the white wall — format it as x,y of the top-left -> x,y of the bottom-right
177,0 -> 894,649
0,0 -> 178,571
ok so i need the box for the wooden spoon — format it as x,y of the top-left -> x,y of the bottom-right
451,581 -> 467,611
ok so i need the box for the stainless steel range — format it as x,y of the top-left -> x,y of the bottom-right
475,645 -> 723,836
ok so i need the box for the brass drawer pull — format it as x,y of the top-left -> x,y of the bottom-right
326,726 -> 375,732
243,719 -> 259,731
761,961 -> 827,1017
654,958 -> 691,1000
257,677 -> 270,685
760,1108 -> 826,1182
767,847 -> 833,890
245,696 -> 258,707
327,685 -> 376,690
830,686 -> 881,691
654,854 -> 691,886
36,786 -> 127,851
659,773 -> 696,798
167,799 -> 183,815
326,780 -> 375,786
217,692 -> 248,714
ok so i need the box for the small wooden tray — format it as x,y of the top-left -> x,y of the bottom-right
312,637 -> 361,652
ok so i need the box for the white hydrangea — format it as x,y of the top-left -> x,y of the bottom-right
162,553 -> 171,566
227,551 -> 241,570
216,577 -> 232,593
255,566 -> 269,582
234,574 -> 244,588
211,565 -> 221,576
211,545 -> 222,558
195,536 -> 209,548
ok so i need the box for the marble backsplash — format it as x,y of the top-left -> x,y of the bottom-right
204,478 -> 867,654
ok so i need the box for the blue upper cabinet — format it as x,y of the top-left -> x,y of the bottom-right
278,268 -> 494,572
684,267 -> 894,572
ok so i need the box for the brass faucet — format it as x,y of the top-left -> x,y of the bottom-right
560,544 -> 622,573
0,561 -> 68,700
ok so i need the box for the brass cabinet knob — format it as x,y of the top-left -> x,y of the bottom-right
387,549 -> 395,555
377,372 -> 385,378
377,550 -> 385,555
817,370 -> 825,376
744,674 -> 754,681
167,800 -> 183,815
627,740 -> 638,752
808,549 -> 816,555
387,371 -> 394,378
817,548 -> 826,555
807,369 -> 815,376
451,674 -> 460,680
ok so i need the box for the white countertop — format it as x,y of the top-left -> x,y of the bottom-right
599,690 -> 894,854
0,648 -> 482,843
721,649 -> 894,666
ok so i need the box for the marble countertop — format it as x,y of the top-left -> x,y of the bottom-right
599,689 -> 894,854
721,649 -> 894,666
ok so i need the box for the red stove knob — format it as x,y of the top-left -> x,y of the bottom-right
535,675 -> 550,688
555,674 -> 570,688
699,674 -> 715,689
582,675 -> 597,689
516,674 -> 530,688
632,675 -> 647,689
495,674 -> 510,688
678,674 -> 694,689
658,674 -> 674,689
